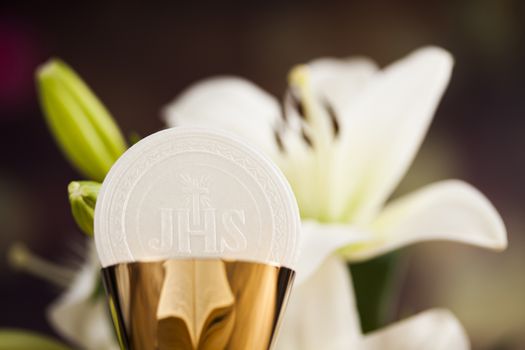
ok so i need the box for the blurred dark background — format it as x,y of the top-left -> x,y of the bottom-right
1,1 -> 524,349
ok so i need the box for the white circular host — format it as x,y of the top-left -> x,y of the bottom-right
94,127 -> 301,269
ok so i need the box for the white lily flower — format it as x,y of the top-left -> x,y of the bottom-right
8,242 -> 118,350
163,46 -> 507,348
277,255 -> 470,350
46,243 -> 118,350
163,45 -> 506,267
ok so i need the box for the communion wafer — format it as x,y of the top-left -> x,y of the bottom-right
94,127 -> 301,268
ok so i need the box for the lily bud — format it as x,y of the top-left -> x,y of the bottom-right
36,59 -> 126,182
68,181 -> 100,236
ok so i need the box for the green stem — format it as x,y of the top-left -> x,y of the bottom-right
349,251 -> 406,333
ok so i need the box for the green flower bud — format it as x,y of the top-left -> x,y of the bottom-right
36,59 -> 127,182
68,181 -> 100,236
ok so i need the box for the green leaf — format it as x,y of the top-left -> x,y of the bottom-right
0,329 -> 71,350
68,181 -> 101,236
36,59 -> 127,182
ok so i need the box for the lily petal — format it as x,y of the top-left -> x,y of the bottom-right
308,57 -> 378,116
47,244 -> 118,350
344,180 -> 507,262
331,47 -> 454,223
296,220 -> 369,285
162,77 -> 281,156
276,256 -> 361,350
362,309 -> 470,350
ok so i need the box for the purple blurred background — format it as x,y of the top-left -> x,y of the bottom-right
0,1 -> 524,349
